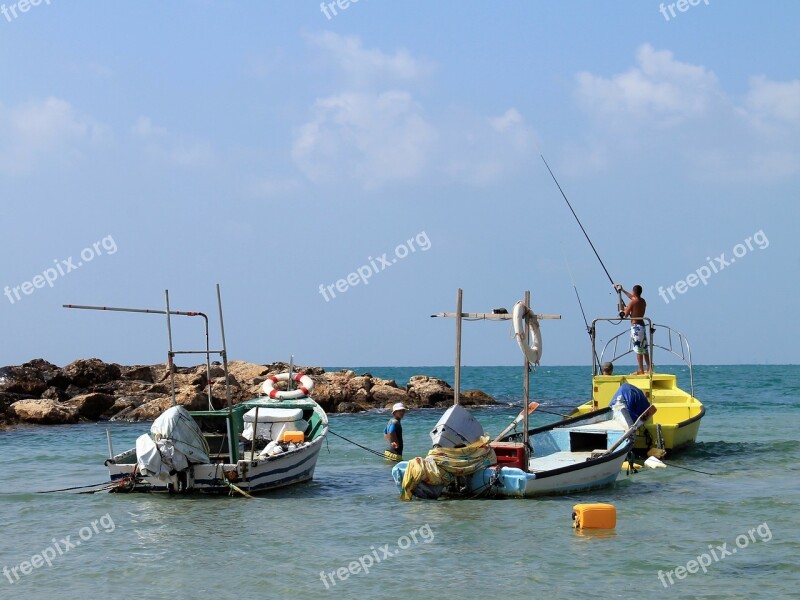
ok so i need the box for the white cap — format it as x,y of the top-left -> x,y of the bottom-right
392,403 -> 406,413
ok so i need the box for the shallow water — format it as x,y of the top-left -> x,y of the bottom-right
1,366 -> 798,599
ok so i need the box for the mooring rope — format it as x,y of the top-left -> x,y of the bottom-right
328,430 -> 397,461
37,481 -> 114,494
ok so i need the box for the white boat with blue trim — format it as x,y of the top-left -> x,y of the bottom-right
391,289 -> 640,500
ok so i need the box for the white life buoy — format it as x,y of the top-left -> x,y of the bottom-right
261,372 -> 315,400
512,300 -> 542,365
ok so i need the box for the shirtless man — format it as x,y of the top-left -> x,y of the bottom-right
615,283 -> 651,374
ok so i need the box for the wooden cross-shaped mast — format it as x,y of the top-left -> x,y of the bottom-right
432,288 -> 561,453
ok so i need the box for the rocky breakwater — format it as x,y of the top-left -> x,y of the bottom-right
0,358 -> 495,426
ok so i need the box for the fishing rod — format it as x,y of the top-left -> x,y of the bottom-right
563,253 -> 602,371
541,155 -> 626,317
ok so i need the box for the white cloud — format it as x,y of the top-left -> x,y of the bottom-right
746,76 -> 800,126
442,108 -> 537,186
292,34 -> 538,189
0,97 -> 105,174
576,44 -> 720,125
292,91 -> 437,189
132,116 -> 214,168
570,44 -> 800,182
306,31 -> 432,88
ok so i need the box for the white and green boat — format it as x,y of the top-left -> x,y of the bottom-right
66,285 -> 329,496
107,393 -> 329,495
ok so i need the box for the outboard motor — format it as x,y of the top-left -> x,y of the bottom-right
430,404 -> 484,448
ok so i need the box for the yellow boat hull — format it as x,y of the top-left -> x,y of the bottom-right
570,372 -> 705,455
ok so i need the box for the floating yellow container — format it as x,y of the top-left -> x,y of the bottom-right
278,430 -> 304,443
572,503 -> 616,529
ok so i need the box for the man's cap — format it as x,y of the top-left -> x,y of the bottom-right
392,403 -> 406,413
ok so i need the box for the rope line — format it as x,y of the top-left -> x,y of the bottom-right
328,430 -> 398,461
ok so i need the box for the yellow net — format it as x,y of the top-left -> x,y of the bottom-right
400,435 -> 497,501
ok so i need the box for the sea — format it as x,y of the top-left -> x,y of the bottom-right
1,365 -> 798,600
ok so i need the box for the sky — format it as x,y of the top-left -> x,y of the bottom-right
1,1 -> 798,369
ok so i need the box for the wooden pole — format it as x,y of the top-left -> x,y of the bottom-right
454,288 -> 462,405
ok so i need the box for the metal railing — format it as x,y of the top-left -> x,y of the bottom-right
592,317 -> 695,399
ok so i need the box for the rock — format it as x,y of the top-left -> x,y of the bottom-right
336,402 -> 369,413
0,392 -> 30,416
41,387 -> 69,401
66,393 -> 117,420
0,357 -> 496,424
308,382 -> 348,413
0,363 -> 49,396
9,399 -> 78,425
107,394 -> 162,421
265,362 -> 325,377
407,376 -> 454,407
62,358 -> 121,388
372,385 -> 409,406
346,376 -> 373,395
119,365 -> 155,383
168,371 -> 206,390
92,380 -> 159,396
206,374 -> 254,407
371,377 -> 398,388
124,389 -> 207,422
227,361 -> 270,386
65,384 -> 88,399
460,389 -> 495,406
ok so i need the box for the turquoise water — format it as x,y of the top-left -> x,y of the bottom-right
1,366 -> 798,599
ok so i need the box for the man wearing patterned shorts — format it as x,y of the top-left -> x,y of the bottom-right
615,284 -> 651,374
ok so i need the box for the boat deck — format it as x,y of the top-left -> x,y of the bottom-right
567,421 -> 627,432
529,451 -> 596,472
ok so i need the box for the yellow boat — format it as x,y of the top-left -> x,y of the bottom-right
569,318 -> 705,456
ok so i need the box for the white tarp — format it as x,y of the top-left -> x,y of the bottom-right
136,406 -> 210,478
150,405 -> 211,464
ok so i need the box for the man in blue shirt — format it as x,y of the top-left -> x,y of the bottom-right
383,402 -> 406,461
610,383 -> 657,424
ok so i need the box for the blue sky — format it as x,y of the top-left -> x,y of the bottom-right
1,1 -> 798,368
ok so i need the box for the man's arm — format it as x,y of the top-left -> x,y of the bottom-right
614,284 -> 633,300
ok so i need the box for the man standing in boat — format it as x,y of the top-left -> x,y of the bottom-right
614,283 -> 651,374
384,403 -> 406,461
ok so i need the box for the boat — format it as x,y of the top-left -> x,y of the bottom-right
394,403 -> 637,499
391,289 -> 640,500
65,285 -> 329,496
107,392 -> 328,495
568,317 -> 705,456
